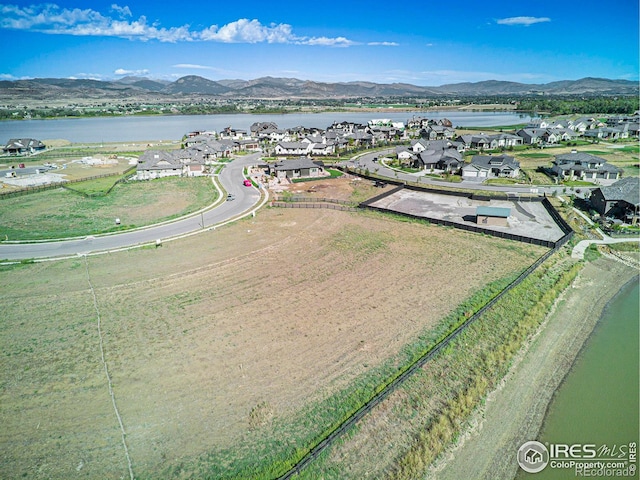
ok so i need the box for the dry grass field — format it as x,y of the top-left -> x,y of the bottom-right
0,206 -> 546,479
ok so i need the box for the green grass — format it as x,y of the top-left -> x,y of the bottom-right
64,171 -> 133,196
518,152 -> 554,159
484,177 -> 527,185
580,150 -> 613,155
583,244 -> 601,262
0,176 -> 216,240
617,145 -> 640,154
562,180 -> 596,187
291,170 -> 343,183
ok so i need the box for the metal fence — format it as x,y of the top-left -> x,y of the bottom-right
273,196 -> 357,206
278,227 -> 573,479
271,201 -> 357,212
276,172 -> 576,479
0,166 -> 136,200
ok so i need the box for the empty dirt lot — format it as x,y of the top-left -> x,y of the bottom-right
0,206 -> 546,479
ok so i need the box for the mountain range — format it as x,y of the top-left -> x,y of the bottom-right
0,75 -> 637,101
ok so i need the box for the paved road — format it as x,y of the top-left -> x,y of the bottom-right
342,150 -> 592,198
0,153 -> 264,261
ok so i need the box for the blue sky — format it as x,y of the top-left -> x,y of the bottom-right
1,1 -> 638,86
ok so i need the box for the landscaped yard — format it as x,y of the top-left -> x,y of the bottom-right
0,176 -> 217,240
0,206 -> 546,479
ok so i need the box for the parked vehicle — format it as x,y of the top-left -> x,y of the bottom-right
243,179 -> 252,187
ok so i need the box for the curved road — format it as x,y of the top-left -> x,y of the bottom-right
0,153 -> 264,261
342,149 -> 591,197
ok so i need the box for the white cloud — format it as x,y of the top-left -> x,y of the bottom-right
110,4 -> 132,18
173,64 -> 216,70
303,36 -> 355,47
114,68 -> 149,75
496,16 -> 551,26
367,41 -> 399,47
70,73 -> 108,80
0,4 -> 397,46
0,4 -> 195,41
199,18 -> 294,43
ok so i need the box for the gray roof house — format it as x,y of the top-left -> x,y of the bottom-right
590,176 -> 640,223
415,148 -> 463,173
268,157 -> 326,180
274,142 -> 311,156
462,154 -> 520,180
136,150 -> 184,180
515,128 -> 547,145
456,134 -> 491,150
551,152 -> 620,182
3,138 -> 46,155
487,133 -> 523,149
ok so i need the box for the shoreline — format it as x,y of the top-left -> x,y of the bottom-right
427,257 -> 639,480
0,104 -> 524,121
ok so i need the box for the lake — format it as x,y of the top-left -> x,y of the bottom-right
0,111 -> 533,144
518,278 -> 639,479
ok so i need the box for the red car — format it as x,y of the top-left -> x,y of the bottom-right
243,179 -> 252,187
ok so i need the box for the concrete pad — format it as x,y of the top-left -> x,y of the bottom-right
369,189 -> 566,243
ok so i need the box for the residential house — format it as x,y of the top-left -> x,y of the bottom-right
422,124 -> 456,140
3,138 -> 46,155
569,117 -> 604,133
590,176 -> 640,224
462,154 -> 520,180
526,119 -> 551,129
396,146 -> 416,165
515,128 -> 545,145
583,127 -> 628,141
236,139 -> 261,152
412,138 -> 462,154
487,133 -> 523,149
309,142 -> 336,156
456,134 -> 491,150
345,131 -> 374,148
274,141 -> 311,156
540,129 -> 561,145
250,121 -> 279,138
136,150 -> 184,180
184,134 -> 215,148
219,127 -> 247,140
551,152 -> 620,182
417,149 -> 463,173
269,157 -> 326,180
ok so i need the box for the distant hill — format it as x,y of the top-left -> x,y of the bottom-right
161,75 -> 231,95
0,75 -> 637,101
